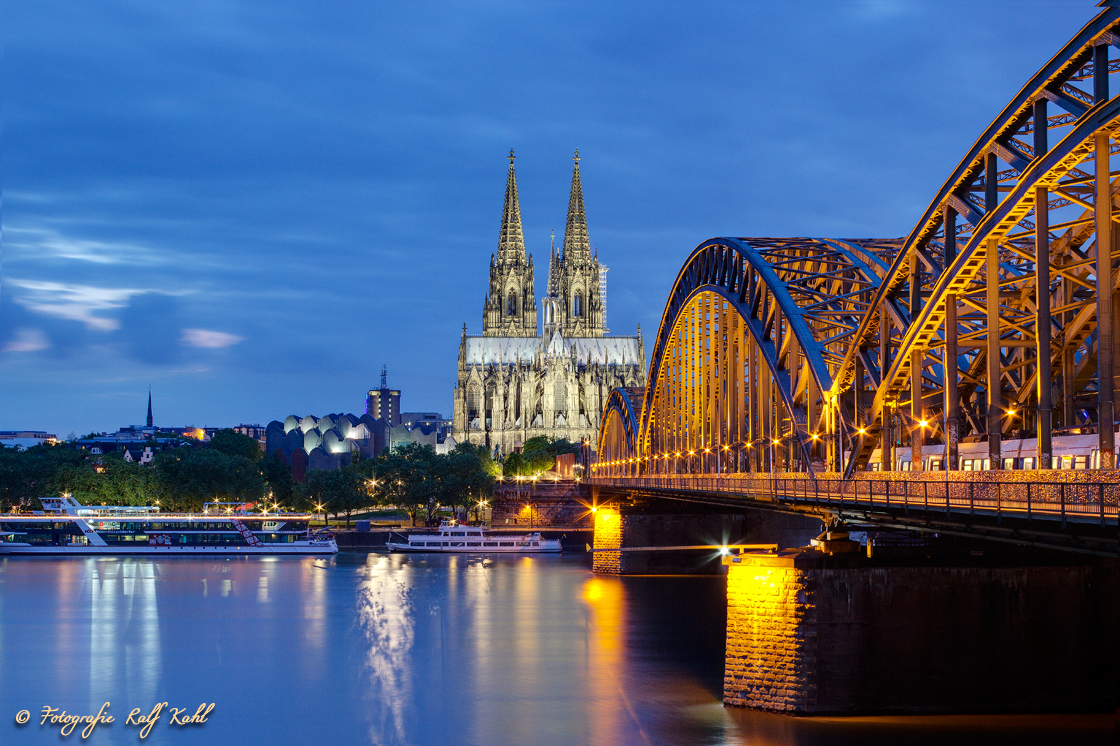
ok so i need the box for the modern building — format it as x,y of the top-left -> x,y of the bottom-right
367,366 -> 402,426
265,414 -> 383,481
452,151 -> 646,456
0,431 -> 58,450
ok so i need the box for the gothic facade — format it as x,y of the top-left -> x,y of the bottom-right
452,151 -> 646,457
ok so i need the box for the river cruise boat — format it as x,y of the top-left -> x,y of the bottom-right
0,496 -> 337,555
386,520 -> 561,553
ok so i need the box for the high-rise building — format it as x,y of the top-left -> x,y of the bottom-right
367,366 -> 401,426
452,151 -> 645,457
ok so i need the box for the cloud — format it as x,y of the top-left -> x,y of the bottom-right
1,329 -> 50,353
5,279 -> 147,331
181,329 -> 244,348
3,226 -> 163,265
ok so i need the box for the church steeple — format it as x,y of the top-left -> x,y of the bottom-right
483,149 -> 537,337
562,150 -> 591,257
146,388 -> 153,428
497,149 -> 526,261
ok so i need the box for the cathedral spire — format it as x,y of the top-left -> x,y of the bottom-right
146,387 -> 153,428
497,149 -> 525,260
562,150 -> 591,256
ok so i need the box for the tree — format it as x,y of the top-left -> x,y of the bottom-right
444,443 -> 497,520
208,429 -> 262,461
304,468 -> 367,527
259,451 -> 297,507
373,443 -> 440,526
153,447 -> 266,511
0,442 -> 90,510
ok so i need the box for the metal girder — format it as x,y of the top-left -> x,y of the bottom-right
599,5 -> 1120,491
630,236 -> 891,477
596,387 -> 643,474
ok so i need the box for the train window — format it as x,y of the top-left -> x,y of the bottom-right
1051,456 -> 1061,469
961,460 -> 972,471
869,463 -> 880,472
1074,455 -> 1088,470
1002,458 -> 1015,470
982,459 -> 991,470
1060,456 -> 1072,469
1022,457 -> 1035,470
900,461 -> 911,472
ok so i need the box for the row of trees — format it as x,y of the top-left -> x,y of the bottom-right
0,431 -> 503,526
0,430 -> 288,513
502,436 -> 578,477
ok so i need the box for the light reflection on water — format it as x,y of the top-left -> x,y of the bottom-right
0,554 -> 1111,746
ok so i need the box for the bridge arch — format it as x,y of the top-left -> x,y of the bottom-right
596,4 -> 1120,479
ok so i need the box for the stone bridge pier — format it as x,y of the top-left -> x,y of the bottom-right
722,546 -> 1118,714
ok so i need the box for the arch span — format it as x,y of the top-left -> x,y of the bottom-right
597,4 -> 1120,479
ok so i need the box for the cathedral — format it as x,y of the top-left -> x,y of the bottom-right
452,151 -> 646,457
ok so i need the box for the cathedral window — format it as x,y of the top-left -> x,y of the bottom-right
574,292 -> 583,317
507,291 -> 517,316
467,385 -> 482,422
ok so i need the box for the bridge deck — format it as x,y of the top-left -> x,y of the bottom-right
587,474 -> 1118,556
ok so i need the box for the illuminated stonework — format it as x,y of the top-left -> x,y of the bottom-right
724,552 -> 817,711
591,507 -> 622,574
453,153 -> 645,456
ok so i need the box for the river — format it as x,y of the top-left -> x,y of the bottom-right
0,553 -> 1109,745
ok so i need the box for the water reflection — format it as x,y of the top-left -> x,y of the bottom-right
88,559 -> 161,711
358,554 -> 416,745
0,555 -> 1110,746
582,576 -> 631,746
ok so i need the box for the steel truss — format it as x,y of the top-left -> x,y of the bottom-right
596,5 -> 1120,481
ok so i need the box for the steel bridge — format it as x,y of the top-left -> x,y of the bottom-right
590,5 -> 1120,555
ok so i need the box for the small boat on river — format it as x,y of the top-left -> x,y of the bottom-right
386,520 -> 561,553
0,496 -> 338,555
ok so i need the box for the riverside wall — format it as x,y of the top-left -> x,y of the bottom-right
723,549 -> 1118,714
490,480 -> 592,528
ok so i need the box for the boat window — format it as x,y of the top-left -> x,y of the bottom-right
470,532 -> 481,536
467,542 -> 480,547
452,532 -> 464,537
532,542 -> 539,546
499,542 -> 514,546
517,541 -> 529,546
485,542 -> 498,546
442,542 -> 449,547
426,542 -> 440,547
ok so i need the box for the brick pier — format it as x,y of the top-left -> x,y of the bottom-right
723,549 -> 1118,713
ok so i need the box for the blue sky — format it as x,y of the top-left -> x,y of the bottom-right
0,0 -> 1088,436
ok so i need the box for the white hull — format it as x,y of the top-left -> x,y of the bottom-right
0,541 -> 337,556
386,542 -> 561,554
386,523 -> 562,553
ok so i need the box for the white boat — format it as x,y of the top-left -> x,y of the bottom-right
386,520 -> 561,553
0,496 -> 338,555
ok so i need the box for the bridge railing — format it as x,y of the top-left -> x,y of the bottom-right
585,475 -> 1119,525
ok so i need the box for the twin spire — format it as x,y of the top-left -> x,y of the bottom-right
497,149 -> 590,260
562,150 -> 591,257
497,149 -> 525,259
